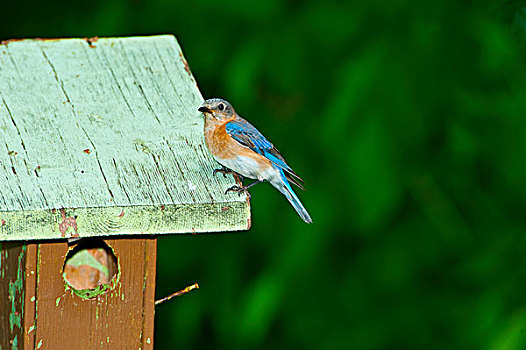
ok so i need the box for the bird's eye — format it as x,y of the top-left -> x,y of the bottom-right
218,103 -> 224,111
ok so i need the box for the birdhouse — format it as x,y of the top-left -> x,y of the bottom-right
0,35 -> 250,349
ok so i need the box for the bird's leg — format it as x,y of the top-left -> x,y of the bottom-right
212,165 -> 232,177
242,179 -> 264,191
213,166 -> 243,181
225,179 -> 264,200
232,172 -> 244,184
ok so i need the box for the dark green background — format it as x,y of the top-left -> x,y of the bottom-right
4,0 -> 525,348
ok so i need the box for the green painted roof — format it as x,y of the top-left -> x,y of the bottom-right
0,35 -> 250,240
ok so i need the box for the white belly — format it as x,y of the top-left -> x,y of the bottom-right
215,155 -> 279,182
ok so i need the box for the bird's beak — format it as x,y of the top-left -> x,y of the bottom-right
198,106 -> 212,113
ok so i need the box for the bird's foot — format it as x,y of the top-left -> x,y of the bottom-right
213,167 -> 243,181
225,185 -> 251,200
224,180 -> 263,200
213,166 -> 231,178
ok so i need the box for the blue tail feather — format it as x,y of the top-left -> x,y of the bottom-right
275,170 -> 312,223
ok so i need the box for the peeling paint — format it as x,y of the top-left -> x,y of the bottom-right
179,51 -> 192,76
85,36 -> 99,48
134,139 -> 151,153
58,208 -> 78,238
1,37 -> 67,46
1,38 -> 27,45
37,339 -> 42,349
9,246 -> 25,332
11,335 -> 18,350
28,325 -> 35,334
0,201 -> 249,240
186,181 -> 197,191
66,278 -> 113,299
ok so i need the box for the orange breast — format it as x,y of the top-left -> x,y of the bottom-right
205,119 -> 237,159
204,118 -> 272,167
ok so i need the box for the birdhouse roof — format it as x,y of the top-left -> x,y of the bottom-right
0,35 -> 250,240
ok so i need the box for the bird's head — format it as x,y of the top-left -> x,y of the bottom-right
198,98 -> 236,122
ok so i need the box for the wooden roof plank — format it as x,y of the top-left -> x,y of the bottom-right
0,35 -> 250,240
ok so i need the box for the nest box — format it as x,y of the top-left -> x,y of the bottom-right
0,35 -> 250,349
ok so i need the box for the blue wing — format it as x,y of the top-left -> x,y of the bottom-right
226,117 -> 304,189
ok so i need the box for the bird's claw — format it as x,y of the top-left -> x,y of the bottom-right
213,167 -> 230,178
225,185 -> 251,200
213,167 -> 243,181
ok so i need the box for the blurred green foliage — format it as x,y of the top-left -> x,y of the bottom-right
3,0 -> 525,348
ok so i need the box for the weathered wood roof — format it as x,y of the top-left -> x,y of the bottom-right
0,35 -> 250,240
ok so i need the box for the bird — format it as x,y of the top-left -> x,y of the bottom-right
198,98 -> 312,223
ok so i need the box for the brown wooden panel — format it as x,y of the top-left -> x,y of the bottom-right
1,238 -> 157,349
141,239 -> 157,349
31,238 -> 156,349
23,243 -> 38,349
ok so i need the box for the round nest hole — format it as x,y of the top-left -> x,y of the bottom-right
63,238 -> 119,299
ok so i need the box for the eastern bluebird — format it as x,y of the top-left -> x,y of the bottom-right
198,98 -> 312,223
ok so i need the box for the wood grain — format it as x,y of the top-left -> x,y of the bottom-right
0,36 -> 250,240
6,238 -> 157,349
